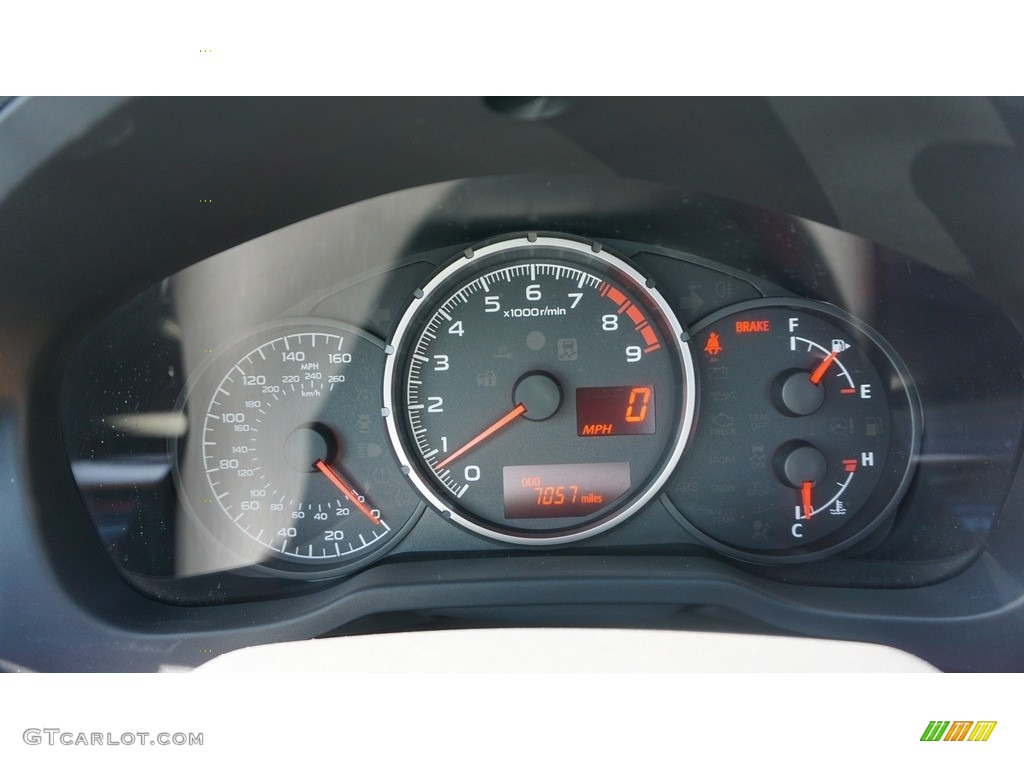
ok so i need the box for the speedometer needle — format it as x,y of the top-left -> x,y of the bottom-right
435,403 -> 528,470
313,459 -> 380,525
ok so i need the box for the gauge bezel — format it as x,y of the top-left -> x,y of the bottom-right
382,233 -> 697,546
172,316 -> 425,579
663,297 -> 923,564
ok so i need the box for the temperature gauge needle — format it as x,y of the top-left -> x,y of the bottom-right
313,459 -> 380,525
801,480 -> 814,520
435,403 -> 528,470
809,350 -> 838,385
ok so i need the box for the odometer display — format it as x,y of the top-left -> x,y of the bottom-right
503,462 -> 632,519
383,234 -> 696,545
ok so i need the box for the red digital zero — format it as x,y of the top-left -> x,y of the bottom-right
576,385 -> 656,436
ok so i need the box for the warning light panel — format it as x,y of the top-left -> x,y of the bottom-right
576,386 -> 656,436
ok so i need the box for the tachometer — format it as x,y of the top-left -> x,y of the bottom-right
383,234 -> 696,544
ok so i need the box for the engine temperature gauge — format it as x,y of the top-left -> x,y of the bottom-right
665,299 -> 920,563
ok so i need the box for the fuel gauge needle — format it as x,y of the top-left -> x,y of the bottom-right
313,459 -> 380,525
435,403 -> 528,470
801,480 -> 814,520
809,350 -> 838,385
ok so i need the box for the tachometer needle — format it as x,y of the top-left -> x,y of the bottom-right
809,350 -> 838,385
801,480 -> 814,520
313,459 -> 380,525
435,403 -> 528,470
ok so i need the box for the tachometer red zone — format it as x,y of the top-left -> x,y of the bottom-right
599,282 -> 661,352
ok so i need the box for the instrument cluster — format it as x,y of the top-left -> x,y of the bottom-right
58,197 -> 1024,604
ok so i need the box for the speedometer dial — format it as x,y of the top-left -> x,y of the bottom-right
174,319 -> 422,576
383,234 -> 696,544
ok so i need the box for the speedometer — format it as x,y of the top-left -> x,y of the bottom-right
174,318 -> 422,576
383,234 -> 696,544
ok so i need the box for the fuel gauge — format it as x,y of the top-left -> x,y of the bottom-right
666,299 -> 921,563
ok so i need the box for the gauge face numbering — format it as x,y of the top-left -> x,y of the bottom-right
175,319 -> 420,575
665,299 -> 921,563
384,235 -> 696,544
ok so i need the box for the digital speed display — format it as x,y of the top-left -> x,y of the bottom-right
503,462 -> 631,519
576,386 -> 656,436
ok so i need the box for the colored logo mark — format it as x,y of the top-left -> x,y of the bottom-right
920,721 -> 997,742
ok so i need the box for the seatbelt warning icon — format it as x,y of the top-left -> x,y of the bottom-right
704,332 -> 723,356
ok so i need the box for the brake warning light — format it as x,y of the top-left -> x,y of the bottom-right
735,319 -> 771,333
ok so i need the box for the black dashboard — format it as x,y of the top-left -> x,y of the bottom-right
4,97 -> 1024,672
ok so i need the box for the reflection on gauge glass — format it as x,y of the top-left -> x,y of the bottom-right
383,234 -> 696,545
665,299 -> 921,563
173,319 -> 421,577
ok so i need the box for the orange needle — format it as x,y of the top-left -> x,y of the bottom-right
809,350 -> 838,385
801,481 -> 813,520
313,459 -> 380,525
435,403 -> 528,470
